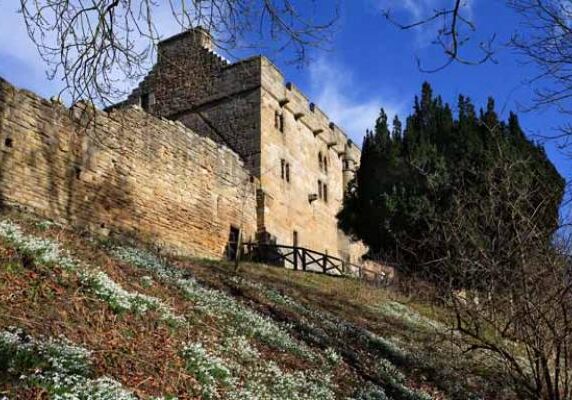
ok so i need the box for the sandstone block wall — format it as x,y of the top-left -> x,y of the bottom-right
258,58 -> 364,263
0,77 -> 257,259
115,28 -> 366,264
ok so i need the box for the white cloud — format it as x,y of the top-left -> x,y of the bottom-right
378,0 -> 475,45
308,58 -> 403,144
382,0 -> 474,19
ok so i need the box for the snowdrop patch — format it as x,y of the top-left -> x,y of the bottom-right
227,275 -> 433,399
228,360 -> 336,400
376,301 -> 444,332
0,220 -> 76,271
182,342 -> 235,399
0,220 -> 184,325
79,269 -> 185,325
114,246 -> 310,356
0,327 -> 141,400
182,338 -> 336,400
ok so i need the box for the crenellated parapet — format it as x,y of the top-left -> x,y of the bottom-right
259,57 -> 360,168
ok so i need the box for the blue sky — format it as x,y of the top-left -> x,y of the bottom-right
0,1 -> 570,217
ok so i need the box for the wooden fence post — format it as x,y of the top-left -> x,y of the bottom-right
293,246 -> 298,270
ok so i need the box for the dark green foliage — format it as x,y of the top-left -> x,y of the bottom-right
338,83 -> 565,283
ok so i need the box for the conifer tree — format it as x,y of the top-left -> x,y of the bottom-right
338,82 -> 565,281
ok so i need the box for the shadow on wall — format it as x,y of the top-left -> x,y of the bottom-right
64,113 -> 142,241
0,77 -> 259,259
0,91 -> 138,239
66,113 -> 139,235
224,225 -> 241,261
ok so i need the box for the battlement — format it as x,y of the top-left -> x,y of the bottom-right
159,26 -> 215,53
258,57 -> 358,158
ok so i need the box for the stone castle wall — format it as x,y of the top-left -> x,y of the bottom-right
0,77 -> 258,259
258,58 -> 365,262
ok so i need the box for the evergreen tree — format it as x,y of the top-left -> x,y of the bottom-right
338,83 -> 565,282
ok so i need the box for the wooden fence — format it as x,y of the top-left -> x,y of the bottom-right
241,242 -> 391,285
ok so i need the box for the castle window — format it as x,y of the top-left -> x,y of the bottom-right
318,152 -> 328,174
4,138 -> 13,148
323,184 -> 328,203
140,92 -> 155,112
140,93 -> 150,111
275,111 -> 284,133
318,180 -> 322,199
281,159 -> 290,182
343,160 -> 349,170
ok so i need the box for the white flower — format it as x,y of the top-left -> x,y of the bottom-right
1,328 -> 143,400
115,246 -> 309,356
376,301 -> 444,332
140,275 -> 154,288
0,220 -> 184,325
0,220 -> 76,270
182,342 -> 235,399
79,269 -> 184,324
325,347 -> 341,365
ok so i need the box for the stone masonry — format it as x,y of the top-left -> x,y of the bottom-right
119,28 -> 366,263
0,77 -> 257,259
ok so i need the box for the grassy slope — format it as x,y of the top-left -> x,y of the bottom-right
0,209 -> 513,400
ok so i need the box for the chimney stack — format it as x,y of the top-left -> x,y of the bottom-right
191,26 -> 213,51
158,26 -> 214,57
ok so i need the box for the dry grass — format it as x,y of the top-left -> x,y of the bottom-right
0,223 -> 200,398
0,208 -> 517,400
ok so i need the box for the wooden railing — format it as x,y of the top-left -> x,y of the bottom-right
241,242 -> 390,285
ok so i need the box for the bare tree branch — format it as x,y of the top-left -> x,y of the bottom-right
382,0 -> 572,153
18,0 -> 339,106
420,153 -> 572,400
382,0 -> 496,72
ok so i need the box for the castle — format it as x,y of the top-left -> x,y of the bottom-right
115,28 -> 365,264
0,27 -> 365,265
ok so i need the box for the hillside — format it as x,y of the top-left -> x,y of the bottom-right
0,209 -> 513,400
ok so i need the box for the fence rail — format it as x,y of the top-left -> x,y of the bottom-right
241,242 -> 390,285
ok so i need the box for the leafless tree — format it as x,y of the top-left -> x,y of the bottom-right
19,0 -> 339,106
509,0 -> 572,154
423,153 -> 572,400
